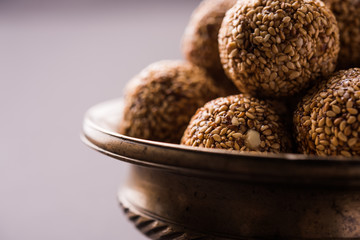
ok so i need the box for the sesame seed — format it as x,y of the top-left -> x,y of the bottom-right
344,126 -> 352,136
324,127 -> 331,135
213,134 -> 221,142
346,101 -> 353,109
347,108 -> 358,115
199,125 -> 208,133
263,129 -> 272,136
220,127 -> 228,135
326,110 -> 337,117
338,132 -> 348,142
283,16 -> 291,23
205,139 -> 212,148
215,116 -> 221,124
348,138 -> 358,148
303,120 -> 311,126
347,116 -> 356,124
331,137 -> 338,147
320,92 -> 328,98
339,121 -> 346,131
245,112 -> 255,119
341,151 -> 352,157
289,71 -> 301,79
232,133 -> 242,139
334,117 -> 342,126
316,145 -> 325,151
331,105 -> 341,114
219,105 -> 228,112
272,143 -> 280,149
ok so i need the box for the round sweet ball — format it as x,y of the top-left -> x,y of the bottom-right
294,68 -> 360,157
181,94 -> 291,153
182,0 -> 238,96
119,60 -> 220,144
218,0 -> 340,98
322,0 -> 360,69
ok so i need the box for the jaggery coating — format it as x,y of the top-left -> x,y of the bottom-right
119,60 -> 220,143
218,0 -> 340,98
322,0 -> 360,69
182,0 -> 238,96
181,94 -> 291,153
294,68 -> 360,157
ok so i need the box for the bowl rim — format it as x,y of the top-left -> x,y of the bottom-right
82,98 -> 360,185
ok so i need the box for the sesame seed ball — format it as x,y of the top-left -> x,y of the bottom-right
119,60 -> 220,144
218,0 -> 340,98
181,94 -> 291,153
182,0 -> 238,96
294,68 -> 360,157
322,0 -> 360,69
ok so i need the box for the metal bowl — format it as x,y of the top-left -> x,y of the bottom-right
82,99 -> 360,240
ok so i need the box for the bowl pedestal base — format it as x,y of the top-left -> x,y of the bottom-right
118,165 -> 360,240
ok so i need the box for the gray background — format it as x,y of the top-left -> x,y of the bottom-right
0,1 -> 201,239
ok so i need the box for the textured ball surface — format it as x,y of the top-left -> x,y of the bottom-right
294,68 -> 360,157
322,0 -> 360,69
119,60 -> 220,143
181,94 -> 291,153
218,0 -> 340,98
182,0 -> 238,96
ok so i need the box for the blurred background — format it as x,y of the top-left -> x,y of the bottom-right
0,0 -> 200,239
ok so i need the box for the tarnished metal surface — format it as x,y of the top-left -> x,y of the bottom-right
83,99 -> 360,239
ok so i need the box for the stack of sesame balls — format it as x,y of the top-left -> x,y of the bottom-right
119,0 -> 360,157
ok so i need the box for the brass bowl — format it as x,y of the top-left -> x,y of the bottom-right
82,99 -> 360,240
